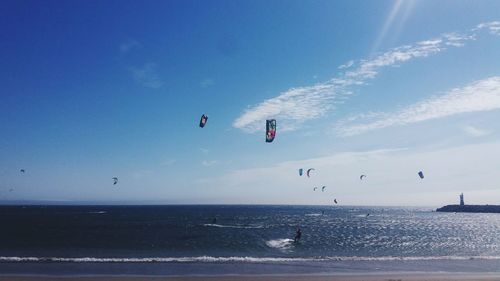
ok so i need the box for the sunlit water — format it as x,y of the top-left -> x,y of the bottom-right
1,205 -> 500,264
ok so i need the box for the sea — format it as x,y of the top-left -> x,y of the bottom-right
1,205 -> 500,276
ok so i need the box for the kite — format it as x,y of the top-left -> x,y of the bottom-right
265,119 -> 276,143
306,168 -> 315,178
199,114 -> 208,128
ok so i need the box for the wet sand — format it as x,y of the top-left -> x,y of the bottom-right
1,273 -> 500,281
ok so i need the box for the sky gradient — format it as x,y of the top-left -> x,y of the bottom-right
1,0 -> 500,206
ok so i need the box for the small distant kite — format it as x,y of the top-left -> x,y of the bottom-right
306,168 -> 315,178
333,199 -> 338,204
321,186 -> 326,192
313,187 -> 318,191
265,119 -> 276,143
20,169 -> 25,173
112,177 -> 118,185
199,114 -> 208,128
418,171 -> 424,179
299,169 -> 303,176
360,175 -> 366,180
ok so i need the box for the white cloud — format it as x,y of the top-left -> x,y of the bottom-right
338,60 -> 354,69
343,38 -> 448,81
233,21 -> 491,133
129,63 -> 164,89
443,33 -> 475,47
195,142 -> 500,205
233,84 -> 342,132
202,160 -> 217,166
476,21 -> 500,36
335,76 -> 500,136
463,125 -> 492,138
120,40 -> 141,54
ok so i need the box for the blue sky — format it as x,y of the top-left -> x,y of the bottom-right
1,0 -> 500,205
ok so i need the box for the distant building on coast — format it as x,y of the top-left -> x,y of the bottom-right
437,192 -> 500,213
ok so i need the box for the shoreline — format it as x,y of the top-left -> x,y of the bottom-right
1,259 -> 500,277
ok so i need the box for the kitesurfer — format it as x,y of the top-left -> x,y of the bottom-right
294,227 -> 302,243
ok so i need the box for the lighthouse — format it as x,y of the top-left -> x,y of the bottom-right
460,193 -> 464,206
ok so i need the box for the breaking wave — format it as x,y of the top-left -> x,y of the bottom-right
203,224 -> 263,229
1,255 -> 500,263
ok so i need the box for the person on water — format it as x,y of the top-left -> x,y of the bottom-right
294,227 -> 302,243
212,217 -> 217,224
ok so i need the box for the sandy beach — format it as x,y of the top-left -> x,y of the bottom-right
2,274 -> 500,281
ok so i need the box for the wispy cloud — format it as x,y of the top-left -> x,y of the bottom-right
476,21 -> 500,36
129,63 -> 164,89
342,36 -> 471,82
200,148 -> 209,154
338,60 -> 354,69
233,21 -> 497,133
443,33 -> 474,47
234,84 -> 343,132
120,40 -> 141,54
202,160 -> 218,166
194,142 -> 500,205
463,125 -> 492,138
336,76 -> 500,136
